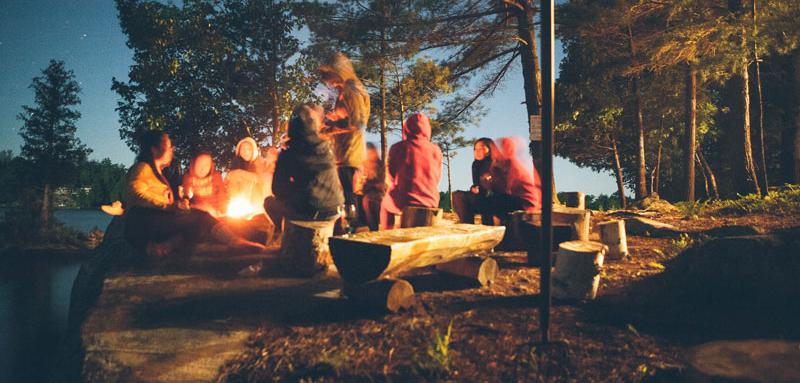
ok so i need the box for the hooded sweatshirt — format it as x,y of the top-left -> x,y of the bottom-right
385,113 -> 443,210
272,105 -> 344,217
498,137 -> 542,211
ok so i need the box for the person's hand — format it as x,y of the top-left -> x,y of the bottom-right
177,198 -> 191,211
470,185 -> 480,194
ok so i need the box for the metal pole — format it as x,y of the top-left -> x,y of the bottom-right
539,0 -> 555,344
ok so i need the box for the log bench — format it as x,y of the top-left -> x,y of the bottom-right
330,224 -> 505,311
503,206 -> 592,257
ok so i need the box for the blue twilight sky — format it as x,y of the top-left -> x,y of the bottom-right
0,0 -> 618,195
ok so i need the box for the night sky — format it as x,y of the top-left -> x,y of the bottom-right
0,0 -> 618,195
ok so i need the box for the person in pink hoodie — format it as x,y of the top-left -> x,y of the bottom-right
498,136 -> 542,212
380,112 -> 443,229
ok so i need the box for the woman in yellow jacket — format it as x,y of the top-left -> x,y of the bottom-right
124,131 -> 264,257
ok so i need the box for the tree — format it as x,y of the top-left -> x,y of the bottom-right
18,60 -> 91,232
430,97 -> 484,211
113,0 -> 318,167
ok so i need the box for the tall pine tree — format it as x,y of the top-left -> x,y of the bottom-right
18,60 -> 91,232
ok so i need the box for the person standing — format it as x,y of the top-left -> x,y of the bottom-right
318,52 -> 369,230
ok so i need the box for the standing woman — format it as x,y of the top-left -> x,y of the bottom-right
124,130 -> 264,257
318,52 -> 370,228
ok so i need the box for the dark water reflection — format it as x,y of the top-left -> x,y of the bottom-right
1,210 -> 107,382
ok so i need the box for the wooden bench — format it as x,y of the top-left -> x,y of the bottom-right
330,224 -> 505,311
503,206 -> 592,260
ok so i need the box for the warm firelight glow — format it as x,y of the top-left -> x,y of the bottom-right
226,196 -> 259,219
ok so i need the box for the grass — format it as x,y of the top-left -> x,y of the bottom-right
667,233 -> 692,256
415,319 -> 454,376
675,184 -> 800,217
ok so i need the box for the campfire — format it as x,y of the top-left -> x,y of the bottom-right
226,196 -> 262,220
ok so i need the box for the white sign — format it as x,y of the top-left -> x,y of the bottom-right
529,115 -> 542,141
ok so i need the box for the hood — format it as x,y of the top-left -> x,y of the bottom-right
287,104 -> 324,147
402,112 -> 432,141
235,137 -> 259,162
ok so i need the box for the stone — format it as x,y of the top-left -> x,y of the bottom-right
687,340 -> 800,383
624,217 -> 683,237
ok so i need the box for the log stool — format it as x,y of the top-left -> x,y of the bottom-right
435,256 -> 499,286
598,220 -> 628,259
553,240 -> 607,300
343,278 -> 415,313
562,191 -> 586,210
400,206 -> 443,228
278,218 -> 337,277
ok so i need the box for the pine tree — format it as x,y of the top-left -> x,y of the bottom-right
18,60 -> 91,232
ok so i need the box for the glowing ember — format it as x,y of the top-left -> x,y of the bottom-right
227,196 -> 259,219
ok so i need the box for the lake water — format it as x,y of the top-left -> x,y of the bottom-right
0,209 -> 110,382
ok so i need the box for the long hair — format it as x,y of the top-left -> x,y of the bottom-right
475,137 -> 503,170
320,52 -> 370,128
136,130 -> 167,163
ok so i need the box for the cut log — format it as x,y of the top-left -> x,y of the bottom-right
512,206 -> 591,241
598,220 -> 628,260
553,240 -> 607,300
400,206 -> 443,228
562,192 -> 585,210
505,210 -> 573,253
330,224 -> 505,284
343,278 -> 415,312
279,218 -> 337,277
435,256 -> 499,286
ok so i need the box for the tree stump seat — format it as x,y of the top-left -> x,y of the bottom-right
278,218 -> 337,277
400,206 -> 443,228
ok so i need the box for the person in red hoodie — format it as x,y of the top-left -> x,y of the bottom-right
498,136 -> 542,213
380,112 -> 443,229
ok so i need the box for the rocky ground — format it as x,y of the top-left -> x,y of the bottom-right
75,209 -> 800,382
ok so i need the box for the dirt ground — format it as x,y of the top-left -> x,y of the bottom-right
217,211 -> 800,383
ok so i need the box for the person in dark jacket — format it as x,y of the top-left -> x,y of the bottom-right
358,142 -> 385,230
380,112 -> 443,229
264,104 -> 344,225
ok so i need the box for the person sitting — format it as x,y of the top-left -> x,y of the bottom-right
498,136 -> 542,213
123,130 -> 264,257
226,137 -> 276,218
264,104 -> 344,225
452,137 -> 541,225
181,152 -> 227,217
359,142 -> 385,231
380,112 -> 443,229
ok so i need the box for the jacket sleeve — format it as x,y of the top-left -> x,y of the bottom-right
387,144 -> 401,181
271,152 -> 291,200
127,163 -> 171,209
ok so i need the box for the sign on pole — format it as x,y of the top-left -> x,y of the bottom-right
529,115 -> 542,142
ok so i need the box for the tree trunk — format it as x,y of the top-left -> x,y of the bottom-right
41,183 -> 51,233
651,139 -> 662,196
752,0 -> 769,193
740,29 -> 761,196
445,150 -> 453,212
684,63 -> 697,201
271,86 -> 282,147
698,149 -> 720,199
632,77 -> 648,200
515,2 -> 559,204
611,138 -> 627,209
379,60 -> 388,173
627,24 -> 647,200
696,152 -> 710,199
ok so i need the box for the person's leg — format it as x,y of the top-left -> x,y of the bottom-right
264,195 -> 286,235
485,194 -> 526,224
337,166 -> 358,206
379,195 -> 401,230
363,191 -> 382,231
452,191 -> 476,224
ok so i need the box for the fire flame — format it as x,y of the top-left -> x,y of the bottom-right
226,196 -> 259,219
